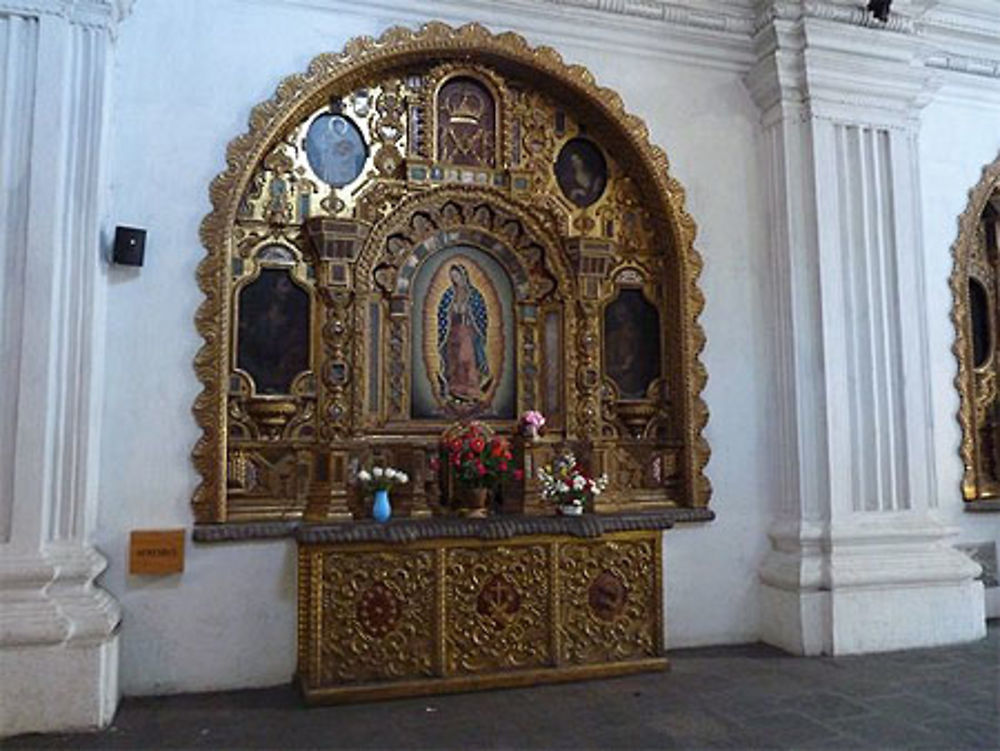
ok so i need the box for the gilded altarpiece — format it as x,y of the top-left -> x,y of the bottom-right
197,23 -> 710,702
952,155 -> 1000,504
195,24 -> 710,524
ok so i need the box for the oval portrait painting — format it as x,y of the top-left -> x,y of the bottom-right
304,114 -> 367,188
555,137 -> 608,208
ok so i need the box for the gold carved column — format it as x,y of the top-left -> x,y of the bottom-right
303,218 -> 371,522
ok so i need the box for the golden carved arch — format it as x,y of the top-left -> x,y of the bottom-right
351,187 -> 572,433
194,22 -> 710,523
951,153 -> 1000,502
355,186 -> 566,296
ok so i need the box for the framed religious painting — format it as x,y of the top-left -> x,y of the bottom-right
410,246 -> 516,420
304,113 -> 368,188
555,137 -> 607,208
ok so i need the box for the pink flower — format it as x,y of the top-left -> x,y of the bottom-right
521,410 -> 546,428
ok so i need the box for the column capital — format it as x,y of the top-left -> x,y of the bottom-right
0,0 -> 135,29
753,0 -> 939,33
748,0 -> 941,125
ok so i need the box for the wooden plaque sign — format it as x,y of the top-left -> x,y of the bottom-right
129,529 -> 185,575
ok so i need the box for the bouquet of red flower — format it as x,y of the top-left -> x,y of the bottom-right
433,422 -> 523,488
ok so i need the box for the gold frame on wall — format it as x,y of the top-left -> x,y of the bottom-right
951,152 -> 1000,502
194,22 -> 710,522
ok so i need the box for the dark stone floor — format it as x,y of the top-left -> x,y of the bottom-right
4,623 -> 998,750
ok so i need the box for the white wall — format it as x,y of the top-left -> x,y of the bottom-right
920,92 -> 1000,617
97,0 -> 772,696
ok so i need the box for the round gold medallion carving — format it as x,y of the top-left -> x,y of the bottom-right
356,582 -> 402,638
475,573 -> 522,628
588,570 -> 628,622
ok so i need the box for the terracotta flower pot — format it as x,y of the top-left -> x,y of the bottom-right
462,486 -> 490,518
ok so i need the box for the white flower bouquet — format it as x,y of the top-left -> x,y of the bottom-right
537,451 -> 608,512
357,465 -> 409,492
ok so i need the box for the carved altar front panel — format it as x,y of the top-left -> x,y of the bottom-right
444,544 -> 551,674
195,24 -> 710,524
559,538 -> 661,665
296,525 -> 666,703
312,549 -> 436,685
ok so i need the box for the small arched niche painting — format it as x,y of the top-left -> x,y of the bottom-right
237,267 -> 310,395
604,289 -> 661,399
437,76 -> 496,167
304,114 -> 367,187
555,137 -> 607,208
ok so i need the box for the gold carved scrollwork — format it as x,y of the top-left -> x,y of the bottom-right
315,549 -> 436,685
297,530 -> 666,703
319,288 -> 353,439
444,545 -> 551,673
372,78 -> 407,179
558,539 -> 660,665
575,301 -> 603,437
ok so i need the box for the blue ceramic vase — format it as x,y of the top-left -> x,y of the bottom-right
372,488 -> 392,523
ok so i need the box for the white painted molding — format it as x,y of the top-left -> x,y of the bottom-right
756,0 -> 916,34
234,0 -> 1000,89
749,23 -> 944,133
0,545 -> 120,648
925,51 -> 1000,80
919,0 -> 1000,41
760,515 -> 981,592
0,0 -> 134,28
544,0 -> 754,32
248,0 -> 757,71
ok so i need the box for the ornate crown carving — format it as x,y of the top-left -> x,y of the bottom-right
444,89 -> 486,125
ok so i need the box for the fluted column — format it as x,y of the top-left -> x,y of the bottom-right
748,1 -> 984,654
0,0 -> 132,737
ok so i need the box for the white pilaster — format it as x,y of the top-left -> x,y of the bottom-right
749,1 -> 985,655
0,0 -> 130,737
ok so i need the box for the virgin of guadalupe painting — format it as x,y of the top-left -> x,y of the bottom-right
411,249 -> 515,419
555,137 -> 608,208
437,264 -> 491,402
304,114 -> 367,187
